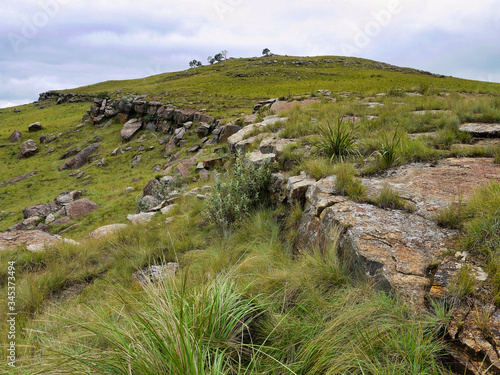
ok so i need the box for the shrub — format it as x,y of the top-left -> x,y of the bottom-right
203,155 -> 271,229
447,264 -> 476,299
316,117 -> 358,161
377,130 -> 401,168
95,91 -> 109,99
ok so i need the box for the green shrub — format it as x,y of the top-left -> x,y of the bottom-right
203,155 -> 271,229
377,130 -> 401,168
95,91 -> 109,99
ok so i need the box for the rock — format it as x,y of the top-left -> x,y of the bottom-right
9,130 -> 22,143
0,170 -> 38,187
131,154 -> 142,166
59,143 -> 100,170
317,89 -> 331,96
164,138 -> 176,156
120,119 -> 143,141
361,158 -> 500,220
0,230 -> 62,251
173,127 -> 186,143
189,145 -> 201,153
160,204 -> 177,215
196,123 -> 212,138
202,157 -> 224,169
260,137 -> 295,156
218,124 -> 242,143
52,217 -> 71,226
28,122 -> 43,132
459,123 -> 500,137
146,122 -> 157,131
243,114 -> 258,124
227,116 -> 287,153
65,199 -> 99,218
269,173 -> 286,203
124,187 -> 134,194
174,163 -> 190,178
45,213 -> 55,224
59,149 -> 80,160
247,150 -> 275,164
305,176 -> 346,216
286,172 -> 316,205
183,121 -> 193,130
19,139 -> 39,158
152,164 -> 162,172
138,195 -> 161,212
22,204 -> 54,219
93,114 -> 106,125
116,113 -> 128,124
199,169 -> 210,181
21,216 -> 43,230
158,136 -> 169,145
127,212 -> 155,225
133,263 -> 178,286
54,190 -> 82,205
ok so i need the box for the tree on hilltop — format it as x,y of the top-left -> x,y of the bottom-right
262,48 -> 271,56
189,59 -> 203,68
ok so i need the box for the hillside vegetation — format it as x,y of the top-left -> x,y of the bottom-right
1,55 -> 500,374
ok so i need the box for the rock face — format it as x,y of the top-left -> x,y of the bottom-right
28,122 -> 43,132
120,119 -> 143,141
66,199 -> 100,218
19,140 -> 39,158
460,123 -> 500,137
227,116 -> 287,153
0,230 -> 62,251
59,143 -> 100,170
9,130 -> 22,143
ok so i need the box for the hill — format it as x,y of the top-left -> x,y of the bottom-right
1,55 -> 500,374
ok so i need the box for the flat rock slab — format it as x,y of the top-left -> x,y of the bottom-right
0,230 -> 62,251
460,123 -> 500,137
87,224 -> 127,239
270,99 -> 320,114
362,158 -> 500,220
66,199 -> 99,218
120,119 -> 143,141
320,202 -> 458,304
0,170 -> 38,187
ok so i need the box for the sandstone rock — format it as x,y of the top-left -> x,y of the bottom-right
93,114 -> 106,125
173,127 -> 186,143
218,124 -> 242,143
28,122 -> 43,132
52,217 -> 71,226
120,119 -> 143,141
59,149 -> 80,160
286,172 -> 316,204
164,138 -> 176,157
199,169 -> 210,181
116,113 -> 128,124
174,109 -> 195,124
243,114 -> 258,124
160,204 -> 177,215
196,123 -> 212,138
361,158 -> 500,220
143,178 -> 162,197
55,190 -> 82,205
459,123 -> 500,137
59,143 -> 100,170
20,139 -> 39,158
127,212 -> 155,225
0,170 -> 38,187
66,199 -> 99,218
131,154 -> 142,166
45,213 -> 55,224
138,195 -> 161,212
0,230 -> 62,251
260,137 -> 295,156
9,130 -> 21,143
189,145 -> 201,153
247,150 -> 275,164
227,116 -> 286,153
174,163 -> 190,178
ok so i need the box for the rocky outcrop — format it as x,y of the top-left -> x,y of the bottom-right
227,115 -> 287,153
19,140 -> 39,158
120,119 -> 143,141
38,91 -> 94,104
87,224 -> 127,239
0,230 -> 64,251
460,123 -> 500,137
0,171 -> 38,187
59,143 -> 100,170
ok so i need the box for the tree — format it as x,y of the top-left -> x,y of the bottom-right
189,59 -> 202,68
207,56 -> 216,65
208,50 -> 228,65
262,48 -> 271,56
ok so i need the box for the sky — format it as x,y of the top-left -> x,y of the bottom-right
1,0 -> 500,108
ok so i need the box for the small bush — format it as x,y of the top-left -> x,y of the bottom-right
95,91 -> 109,99
373,184 -> 412,211
335,163 -> 366,201
203,155 -> 271,229
316,117 -> 358,161
377,130 -> 401,168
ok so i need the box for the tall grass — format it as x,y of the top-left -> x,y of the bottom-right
316,117 -> 359,161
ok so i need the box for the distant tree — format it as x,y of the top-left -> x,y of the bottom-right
207,56 -> 216,65
220,50 -> 228,60
214,53 -> 223,63
189,59 -> 203,68
208,50 -> 228,65
262,48 -> 271,56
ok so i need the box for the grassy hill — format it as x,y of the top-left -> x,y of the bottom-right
1,55 -> 500,374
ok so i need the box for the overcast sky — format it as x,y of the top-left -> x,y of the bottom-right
1,0 -> 499,108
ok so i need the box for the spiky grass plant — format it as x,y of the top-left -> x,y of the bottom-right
378,130 -> 401,168
316,117 -> 358,161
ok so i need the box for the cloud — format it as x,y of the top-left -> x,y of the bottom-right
1,0 -> 499,108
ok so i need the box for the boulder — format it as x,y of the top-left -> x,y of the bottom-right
65,199 -> 100,218
133,263 -> 178,286
59,143 -> 100,170
127,212 -> 155,225
143,178 -> 162,197
260,137 -> 295,156
227,116 -> 287,153
39,133 -> 46,144
138,195 -> 161,212
196,123 -> 212,138
9,130 -> 22,143
131,154 -> 142,166
22,203 -> 55,219
115,113 -> 128,124
173,127 -> 186,143
28,122 -> 43,132
174,163 -> 190,178
247,150 -> 275,164
202,157 -> 224,170
19,139 -> 39,158
120,119 -> 143,141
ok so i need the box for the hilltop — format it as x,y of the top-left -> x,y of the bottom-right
1,55 -> 500,374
